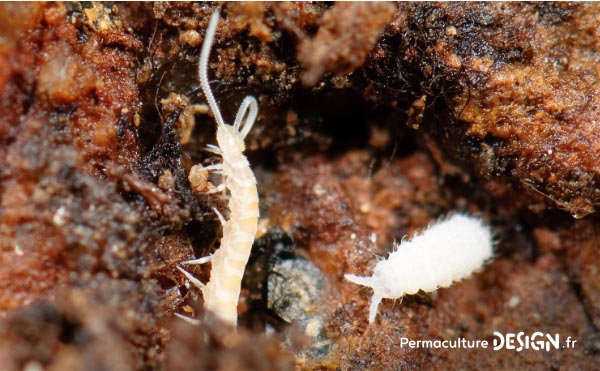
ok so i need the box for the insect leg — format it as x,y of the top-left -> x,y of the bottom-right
203,164 -> 223,171
205,144 -> 223,155
205,183 -> 226,194
368,292 -> 383,324
203,163 -> 224,176
174,312 -> 202,325
212,207 -> 227,226
345,274 -> 382,323
181,254 -> 212,265
177,266 -> 206,290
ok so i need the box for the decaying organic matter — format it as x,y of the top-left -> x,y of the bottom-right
1,2 -> 599,370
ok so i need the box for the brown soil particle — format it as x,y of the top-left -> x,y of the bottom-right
0,275 -> 169,370
396,2 -> 600,218
166,317 -> 293,371
297,2 -> 396,87
1,2 -> 599,370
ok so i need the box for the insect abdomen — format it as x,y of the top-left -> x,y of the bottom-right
202,152 -> 259,325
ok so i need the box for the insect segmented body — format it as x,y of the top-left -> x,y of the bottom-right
178,11 -> 259,327
345,213 -> 493,323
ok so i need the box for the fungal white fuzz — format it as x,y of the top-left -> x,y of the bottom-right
345,213 -> 493,323
178,11 -> 260,327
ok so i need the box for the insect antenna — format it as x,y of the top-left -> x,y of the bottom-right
199,11 -> 226,128
233,96 -> 258,138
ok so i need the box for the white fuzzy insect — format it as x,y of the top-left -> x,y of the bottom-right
177,11 -> 259,327
345,213 -> 493,323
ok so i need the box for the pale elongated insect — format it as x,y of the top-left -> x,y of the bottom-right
345,213 -> 493,323
177,11 -> 259,327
